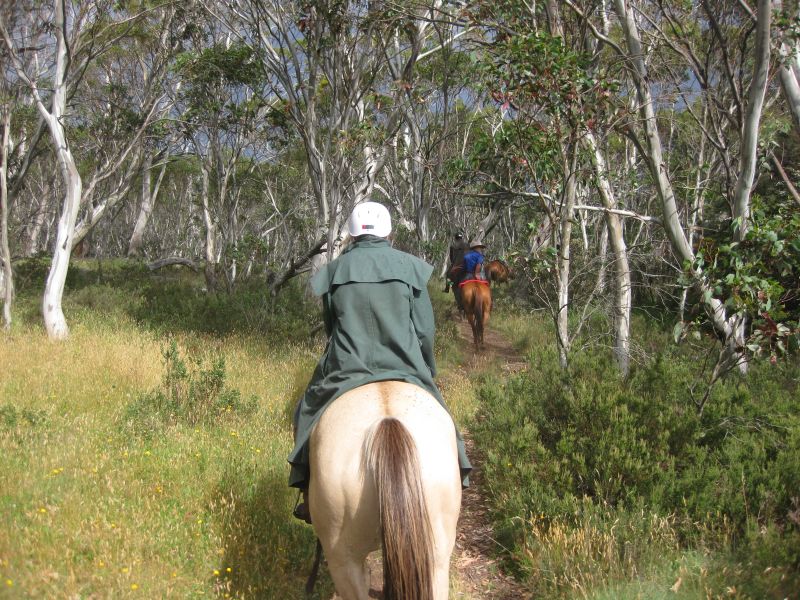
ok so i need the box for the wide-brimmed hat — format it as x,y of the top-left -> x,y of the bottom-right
469,239 -> 486,249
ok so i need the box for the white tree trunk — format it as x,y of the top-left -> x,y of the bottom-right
128,155 -> 165,257
585,130 -> 632,375
1,105 -> 13,329
25,191 -> 49,257
1,0 -> 89,338
613,0 -> 695,264
596,219 -> 609,296
732,0 -> 771,242
613,0 -> 746,373
777,0 -> 800,134
200,165 -> 216,291
556,150 -> 578,370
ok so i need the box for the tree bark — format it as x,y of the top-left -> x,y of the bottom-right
200,165 -> 217,291
585,130 -> 632,376
777,0 -> 800,135
556,148 -> 578,370
732,0 -> 771,242
128,154 -> 166,257
613,0 -> 695,264
1,105 -> 13,329
24,190 -> 49,257
1,0 -> 84,339
613,0 -> 747,373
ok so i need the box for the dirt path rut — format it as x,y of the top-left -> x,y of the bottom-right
341,316 -> 529,599
449,317 -> 529,600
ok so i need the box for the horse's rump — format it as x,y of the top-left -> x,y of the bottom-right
309,381 -> 461,600
486,259 -> 512,283
461,281 -> 492,349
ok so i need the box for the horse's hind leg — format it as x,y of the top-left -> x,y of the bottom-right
466,313 -> 479,349
325,552 -> 370,600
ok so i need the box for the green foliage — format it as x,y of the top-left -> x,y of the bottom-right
471,342 -> 800,594
0,404 -> 48,431
691,196 -> 800,359
123,341 -> 257,435
175,42 -> 266,128
133,276 -> 316,338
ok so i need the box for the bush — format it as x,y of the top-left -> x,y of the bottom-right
123,341 -> 257,435
471,346 -> 800,594
132,276 -> 317,338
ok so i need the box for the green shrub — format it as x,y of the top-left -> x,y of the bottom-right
471,345 -> 800,594
123,341 -> 257,435
0,403 -> 48,431
131,276 -> 317,338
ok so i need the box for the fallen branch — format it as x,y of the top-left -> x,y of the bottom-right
269,236 -> 328,295
147,257 -> 199,272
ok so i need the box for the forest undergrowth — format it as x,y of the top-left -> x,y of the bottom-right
1,259 -> 798,599
478,302 -> 800,599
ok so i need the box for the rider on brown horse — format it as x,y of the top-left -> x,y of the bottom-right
444,231 -> 469,294
462,239 -> 488,282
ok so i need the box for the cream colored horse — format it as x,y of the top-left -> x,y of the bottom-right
309,381 -> 462,600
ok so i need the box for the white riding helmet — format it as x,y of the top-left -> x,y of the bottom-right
347,201 -> 392,238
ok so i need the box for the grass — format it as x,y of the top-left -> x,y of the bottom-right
0,326 -> 325,598
0,259 -> 480,599
8,259 -> 796,599
0,261 -> 328,598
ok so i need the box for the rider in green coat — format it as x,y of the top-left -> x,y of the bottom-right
289,202 -> 471,521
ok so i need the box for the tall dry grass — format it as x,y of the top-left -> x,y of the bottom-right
0,262 -> 481,599
0,270 -> 331,597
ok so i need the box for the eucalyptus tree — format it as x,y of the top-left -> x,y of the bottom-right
1,100 -> 11,329
457,1 -> 624,370
380,18 -> 479,255
0,0 -> 84,339
0,0 -> 183,339
172,21 -> 271,291
776,0 -> 800,134
127,151 -> 168,257
0,0 -> 18,329
216,0 -> 445,270
604,0 -> 776,383
68,3 -> 184,252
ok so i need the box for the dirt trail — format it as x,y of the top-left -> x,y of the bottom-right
449,317 -> 529,600
344,315 -> 530,599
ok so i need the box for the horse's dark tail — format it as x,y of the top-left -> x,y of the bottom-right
474,291 -> 485,344
369,418 -> 434,600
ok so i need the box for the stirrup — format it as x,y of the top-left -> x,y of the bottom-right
292,491 -> 312,524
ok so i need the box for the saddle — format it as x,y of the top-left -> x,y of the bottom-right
458,278 -> 489,287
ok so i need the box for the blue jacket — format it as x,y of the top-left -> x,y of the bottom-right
463,250 -> 485,278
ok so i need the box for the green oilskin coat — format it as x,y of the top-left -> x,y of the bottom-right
288,236 -> 471,488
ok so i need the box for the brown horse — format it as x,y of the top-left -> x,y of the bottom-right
460,279 -> 491,349
486,259 -> 513,283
